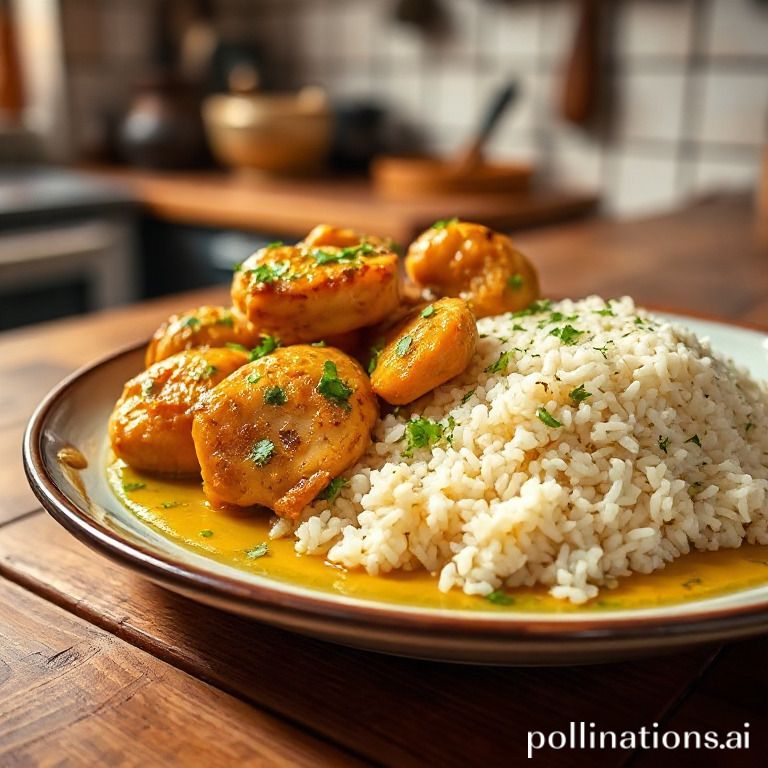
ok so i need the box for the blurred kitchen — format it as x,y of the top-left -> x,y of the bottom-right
1,0 -> 767,330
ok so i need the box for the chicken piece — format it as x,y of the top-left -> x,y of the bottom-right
109,347 -> 249,475
145,305 -> 262,367
231,241 -> 400,344
301,223 -> 388,250
369,297 -> 477,405
405,220 -> 540,318
192,346 -> 377,517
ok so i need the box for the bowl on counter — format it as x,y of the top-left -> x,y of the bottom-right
202,87 -> 332,175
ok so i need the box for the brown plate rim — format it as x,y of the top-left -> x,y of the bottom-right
21,310 -> 768,643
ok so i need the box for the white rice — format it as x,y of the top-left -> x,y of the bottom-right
274,296 -> 768,604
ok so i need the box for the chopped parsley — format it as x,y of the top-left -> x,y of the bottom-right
250,334 -> 280,360
507,274 -> 524,290
263,385 -> 287,405
420,304 -> 436,318
595,307 -> 615,317
569,384 -> 592,403
367,343 -> 383,374
310,242 -> 375,265
688,482 -> 703,498
509,299 -> 553,319
191,364 -> 218,381
658,436 -> 669,454
316,360 -> 353,409
403,417 -> 448,457
245,542 -> 269,559
122,481 -> 146,492
431,217 -> 458,229
395,334 -> 413,357
593,345 -> 610,359
160,501 -> 181,509
226,342 -> 249,354
685,434 -> 701,447
141,378 -> 155,398
317,476 -> 347,505
745,422 -> 754,432
485,350 -> 511,374
511,323 -> 525,332
461,388 -> 476,404
265,241 -> 284,249
199,529 -> 214,538
549,324 -> 583,345
249,439 -> 276,466
181,316 -> 201,330
215,315 -> 234,327
486,590 -> 515,606
248,260 -> 291,284
311,340 -> 327,347
536,407 -> 561,428
246,372 -> 262,385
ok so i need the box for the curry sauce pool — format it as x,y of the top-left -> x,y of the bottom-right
110,460 -> 768,613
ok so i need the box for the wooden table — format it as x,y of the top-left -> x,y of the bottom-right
1,194 -> 766,766
85,166 -> 599,243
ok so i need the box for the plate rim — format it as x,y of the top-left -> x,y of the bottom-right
21,310 -> 768,644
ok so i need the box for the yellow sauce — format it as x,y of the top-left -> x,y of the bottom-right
109,460 -> 768,612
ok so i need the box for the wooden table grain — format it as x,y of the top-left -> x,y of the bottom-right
1,194 -> 767,767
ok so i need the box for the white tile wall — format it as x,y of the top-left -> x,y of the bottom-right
57,0 -> 768,217
616,0 -> 694,60
707,0 -> 768,57
696,71 -> 768,146
615,69 -> 686,143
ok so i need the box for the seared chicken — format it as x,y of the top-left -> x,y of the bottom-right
192,345 -> 377,517
145,305 -> 262,367
109,347 -> 249,475
370,297 -> 478,405
301,223 -> 387,250
405,220 -> 539,318
231,241 -> 400,344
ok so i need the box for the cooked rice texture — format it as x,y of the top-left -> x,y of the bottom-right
274,296 -> 768,604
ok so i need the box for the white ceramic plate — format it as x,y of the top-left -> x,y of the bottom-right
23,312 -> 768,664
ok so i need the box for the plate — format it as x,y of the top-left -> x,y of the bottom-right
23,312 -> 768,665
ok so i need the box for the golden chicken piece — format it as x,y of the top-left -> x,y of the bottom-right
231,241 -> 400,344
109,347 -> 249,475
145,305 -> 262,367
301,223 -> 387,249
369,297 -> 478,405
192,346 -> 377,517
405,219 -> 540,318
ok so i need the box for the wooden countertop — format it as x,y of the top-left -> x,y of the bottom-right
84,166 -> 599,242
1,194 -> 766,766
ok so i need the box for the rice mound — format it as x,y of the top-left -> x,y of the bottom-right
274,296 -> 768,604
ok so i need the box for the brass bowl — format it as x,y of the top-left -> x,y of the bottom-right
202,88 -> 332,175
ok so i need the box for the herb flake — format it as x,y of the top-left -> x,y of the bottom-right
486,590 -> 515,606
420,304 -> 436,318
485,350 -> 511,374
395,334 -> 413,357
316,360 -> 353,408
507,274 -> 524,290
245,542 -> 269,559
249,439 -> 276,466
569,384 -> 592,403
263,385 -> 287,405
317,476 -> 347,505
536,407 -> 561,428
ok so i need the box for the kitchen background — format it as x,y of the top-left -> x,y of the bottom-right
2,0 -> 768,328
